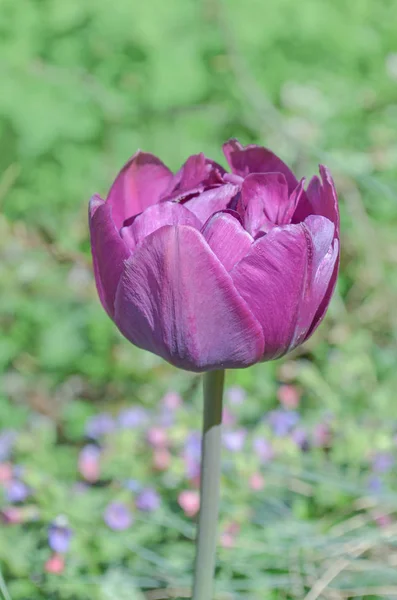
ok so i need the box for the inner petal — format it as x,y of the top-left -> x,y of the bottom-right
120,201 -> 201,247
241,172 -> 292,236
202,211 -> 253,272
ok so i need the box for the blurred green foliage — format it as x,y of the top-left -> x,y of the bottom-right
1,0 -> 397,598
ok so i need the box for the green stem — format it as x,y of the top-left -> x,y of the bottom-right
192,370 -> 225,600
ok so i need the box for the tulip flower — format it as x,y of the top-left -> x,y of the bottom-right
88,139 -> 339,600
89,139 -> 339,373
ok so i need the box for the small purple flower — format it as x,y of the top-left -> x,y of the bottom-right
136,488 -> 161,512
5,479 -> 30,503
48,517 -> 73,553
226,386 -> 246,406
85,413 -> 115,439
0,430 -> 16,461
117,406 -> 149,429
104,502 -> 133,530
183,431 -> 202,479
367,475 -> 383,494
253,437 -> 274,462
124,479 -> 142,493
222,429 -> 246,452
371,452 -> 394,474
267,409 -> 300,436
291,427 -> 309,451
184,432 -> 201,461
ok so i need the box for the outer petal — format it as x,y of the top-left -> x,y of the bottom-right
114,225 -> 264,372
307,166 -> 340,236
223,139 -> 299,195
89,195 -> 131,318
298,166 -> 340,339
242,173 -> 289,235
183,183 -> 239,224
290,216 -> 337,348
202,212 -> 253,271
292,165 -> 339,233
230,216 -> 336,360
120,201 -> 201,247
107,151 -> 173,229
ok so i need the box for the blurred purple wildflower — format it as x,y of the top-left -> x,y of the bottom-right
226,386 -> 246,406
85,413 -> 115,439
124,479 -> 142,493
0,430 -> 16,461
104,502 -> 133,530
372,452 -> 394,474
48,518 -> 73,553
367,475 -> 383,494
184,431 -> 202,479
5,479 -> 30,503
267,409 -> 300,436
222,429 -> 246,452
253,437 -> 274,462
118,406 -> 149,429
136,488 -> 160,512
291,427 -> 309,451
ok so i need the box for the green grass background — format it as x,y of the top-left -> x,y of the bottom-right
1,0 -> 397,598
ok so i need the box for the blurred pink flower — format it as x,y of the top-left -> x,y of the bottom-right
178,490 -> 200,517
147,427 -> 168,448
153,448 -> 171,471
0,462 -> 13,483
44,554 -> 65,575
78,445 -> 101,483
249,472 -> 265,491
277,384 -> 301,409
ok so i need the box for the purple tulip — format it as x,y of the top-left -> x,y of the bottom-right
89,140 -> 340,372
135,487 -> 161,512
104,502 -> 133,530
48,518 -> 73,553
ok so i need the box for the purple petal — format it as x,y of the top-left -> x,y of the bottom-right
114,225 -> 264,372
89,195 -> 130,317
223,139 -> 299,195
231,217 -> 335,360
107,151 -> 173,229
242,173 -> 290,235
307,166 -> 340,235
163,153 -> 226,201
290,215 -> 337,348
183,184 -> 239,224
202,212 -> 253,271
120,201 -> 201,246
302,167 -> 340,339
